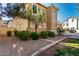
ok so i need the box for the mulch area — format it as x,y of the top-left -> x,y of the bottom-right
37,43 -> 64,56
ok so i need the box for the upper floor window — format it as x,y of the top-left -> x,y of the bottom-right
32,4 -> 37,14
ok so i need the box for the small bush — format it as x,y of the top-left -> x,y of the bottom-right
31,32 -> 39,40
18,31 -> 30,41
13,30 -> 19,36
7,31 -> 12,37
47,31 -> 55,37
57,28 -> 64,36
40,31 -> 48,38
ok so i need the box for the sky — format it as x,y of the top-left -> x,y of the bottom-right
54,3 -> 79,23
44,3 -> 79,23
1,3 -> 79,23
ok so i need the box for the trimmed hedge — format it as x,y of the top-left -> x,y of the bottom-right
17,31 -> 30,41
47,31 -> 55,37
7,31 -> 12,37
18,31 -> 30,40
40,31 -> 48,38
31,32 -> 39,40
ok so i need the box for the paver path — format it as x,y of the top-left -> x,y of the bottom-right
0,35 -> 65,56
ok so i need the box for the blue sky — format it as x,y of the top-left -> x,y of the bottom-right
44,3 -> 79,23
2,3 -> 79,23
54,3 -> 79,23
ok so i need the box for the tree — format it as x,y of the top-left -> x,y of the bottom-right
5,3 -> 26,18
0,3 -> 5,18
25,9 -> 33,31
31,12 -> 46,32
4,3 -> 46,32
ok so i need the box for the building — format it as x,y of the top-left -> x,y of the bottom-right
0,3 -> 58,34
62,17 -> 79,32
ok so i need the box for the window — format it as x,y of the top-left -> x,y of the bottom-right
32,4 -> 37,14
66,24 -> 68,26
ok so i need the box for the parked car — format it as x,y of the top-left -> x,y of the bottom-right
70,28 -> 76,33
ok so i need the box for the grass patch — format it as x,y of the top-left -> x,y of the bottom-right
67,38 -> 79,43
64,43 -> 79,48
55,47 -> 79,56
54,38 -> 79,56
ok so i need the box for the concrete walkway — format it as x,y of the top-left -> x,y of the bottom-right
0,35 -> 66,56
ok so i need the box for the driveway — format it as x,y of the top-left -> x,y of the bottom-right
0,35 -> 65,56
63,33 -> 79,38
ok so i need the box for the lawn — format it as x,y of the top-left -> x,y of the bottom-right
54,46 -> 79,56
54,38 -> 79,56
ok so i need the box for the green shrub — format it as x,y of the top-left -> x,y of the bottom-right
31,32 -> 39,40
55,47 -> 79,56
18,31 -> 30,41
16,31 -> 21,38
47,31 -> 55,37
13,30 -> 19,36
40,31 -> 48,38
7,31 -> 12,37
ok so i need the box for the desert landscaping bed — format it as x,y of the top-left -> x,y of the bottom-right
37,38 -> 79,56
0,34 -> 65,56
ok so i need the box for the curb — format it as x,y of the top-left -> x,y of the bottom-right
31,37 -> 67,56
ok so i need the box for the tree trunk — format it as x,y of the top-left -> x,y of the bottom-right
35,25 -> 38,33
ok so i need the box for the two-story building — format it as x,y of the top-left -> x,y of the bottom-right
0,3 -> 58,34
62,17 -> 79,32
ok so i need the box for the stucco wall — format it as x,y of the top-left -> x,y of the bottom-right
9,17 -> 28,31
9,17 -> 47,32
46,6 -> 57,31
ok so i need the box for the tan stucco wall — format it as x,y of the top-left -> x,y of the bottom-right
0,27 -> 14,34
0,19 -> 15,34
9,17 -> 28,31
46,6 -> 57,30
9,17 -> 47,32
